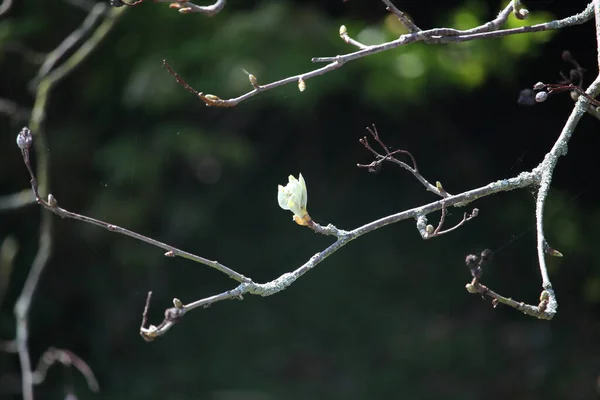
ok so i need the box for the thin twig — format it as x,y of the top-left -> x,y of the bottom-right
17,139 -> 246,282
357,125 -> 447,197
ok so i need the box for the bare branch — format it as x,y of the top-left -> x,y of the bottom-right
170,2 -> 593,107
164,58 -> 344,107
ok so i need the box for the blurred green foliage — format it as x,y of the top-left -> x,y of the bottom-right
1,0 -> 599,399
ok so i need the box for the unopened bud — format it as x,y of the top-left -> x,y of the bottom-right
339,25 -> 348,36
535,91 -> 548,102
16,127 -> 33,150
173,298 -> 184,309
465,254 -> 478,268
533,82 -> 545,91
480,249 -> 493,263
515,8 -> 529,19
248,74 -> 259,88
47,194 -> 57,207
298,77 -> 306,92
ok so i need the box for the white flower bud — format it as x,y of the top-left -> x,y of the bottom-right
278,174 -> 309,224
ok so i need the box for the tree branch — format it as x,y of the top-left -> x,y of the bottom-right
167,2 -> 593,107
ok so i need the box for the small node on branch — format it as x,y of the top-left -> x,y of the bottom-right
164,251 -> 175,257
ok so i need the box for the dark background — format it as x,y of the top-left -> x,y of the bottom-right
1,0 -> 600,398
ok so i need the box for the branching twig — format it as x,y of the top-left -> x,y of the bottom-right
464,250 -> 553,319
357,125 -> 448,197
167,2 -> 593,107
420,203 -> 479,239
